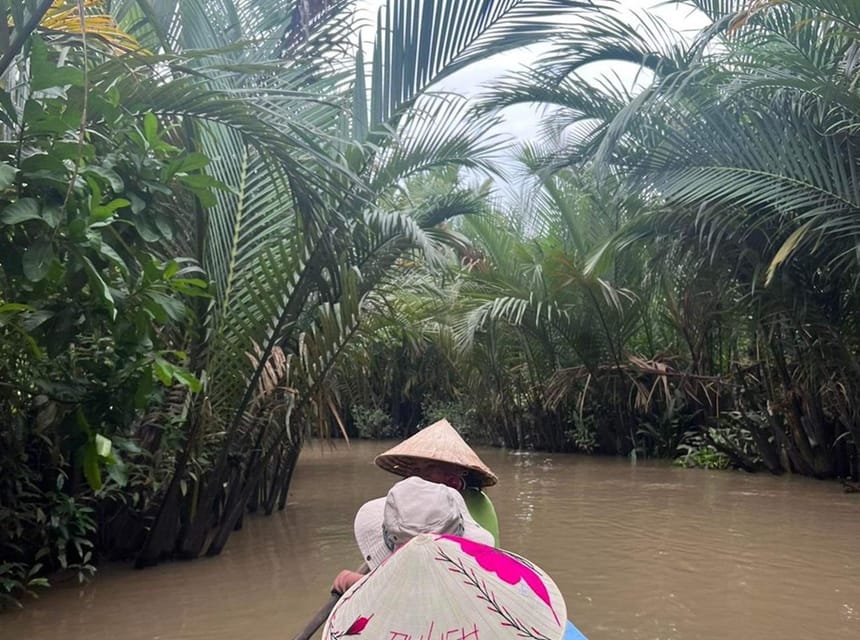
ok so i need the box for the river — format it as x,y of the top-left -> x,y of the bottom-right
3,441 -> 859,639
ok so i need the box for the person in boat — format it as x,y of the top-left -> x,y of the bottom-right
332,475 -> 495,594
373,418 -> 501,546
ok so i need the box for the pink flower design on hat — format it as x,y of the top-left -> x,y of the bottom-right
330,613 -> 374,638
344,614 -> 373,635
438,535 -> 560,625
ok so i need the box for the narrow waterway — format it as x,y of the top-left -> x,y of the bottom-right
3,441 -> 859,639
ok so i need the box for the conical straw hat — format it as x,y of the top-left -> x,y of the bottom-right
323,534 -> 567,640
374,419 -> 498,487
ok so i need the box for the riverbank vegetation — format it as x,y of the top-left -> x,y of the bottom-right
347,0 -> 860,481
1,0 -> 858,609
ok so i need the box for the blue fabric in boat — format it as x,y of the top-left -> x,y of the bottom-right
564,619 -> 588,640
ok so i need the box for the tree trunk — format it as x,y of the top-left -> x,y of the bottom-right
278,445 -> 301,511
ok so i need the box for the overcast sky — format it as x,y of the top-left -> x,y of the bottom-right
355,0 -> 711,200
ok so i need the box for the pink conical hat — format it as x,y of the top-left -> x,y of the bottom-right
323,534 -> 567,640
374,419 -> 498,487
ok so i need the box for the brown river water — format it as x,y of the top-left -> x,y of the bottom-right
3,441 -> 860,639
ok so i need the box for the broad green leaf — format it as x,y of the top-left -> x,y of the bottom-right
0,303 -> 31,313
153,357 -> 173,386
171,278 -> 210,297
163,261 -> 180,280
173,369 -> 202,393
136,216 -> 160,242
99,243 -> 129,275
75,407 -> 92,436
20,153 -> 65,176
21,310 -> 54,331
177,152 -> 211,173
0,90 -> 17,129
128,192 -> 146,214
107,458 -> 129,487
1,198 -> 41,225
146,291 -> 186,322
191,188 -> 216,208
68,218 -> 87,239
0,303 -> 34,328
82,257 -> 117,320
178,174 -> 230,192
164,152 -> 210,180
19,332 -> 44,360
81,442 -> 102,491
178,173 -> 228,209
30,38 -> 84,91
95,434 -> 112,458
91,198 -> 131,222
35,401 -> 58,430
143,113 -> 159,147
0,162 -> 16,190
2,196 -> 61,229
83,166 -> 124,193
22,241 -> 53,282
22,98 -> 79,137
134,366 -> 154,409
153,213 -> 174,239
41,205 -> 63,229
86,175 -> 103,218
52,141 -> 95,163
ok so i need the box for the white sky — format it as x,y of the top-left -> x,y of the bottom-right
356,0 -> 711,199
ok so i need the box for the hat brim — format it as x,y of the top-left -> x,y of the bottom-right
375,453 -> 498,487
353,498 -> 389,570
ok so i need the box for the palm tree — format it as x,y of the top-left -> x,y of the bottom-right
436,162 -> 657,452
102,0 -> 610,564
474,0 -> 860,475
3,0 -> 614,579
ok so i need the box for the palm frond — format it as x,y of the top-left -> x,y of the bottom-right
370,94 -> 505,191
369,0 -> 604,126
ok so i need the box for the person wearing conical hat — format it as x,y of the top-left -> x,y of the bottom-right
373,418 -> 500,546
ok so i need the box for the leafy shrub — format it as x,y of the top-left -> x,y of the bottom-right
675,440 -> 731,470
0,454 -> 96,609
564,414 -> 598,453
675,413 -> 763,470
0,38 -> 212,607
352,406 -> 397,439
421,398 -> 482,443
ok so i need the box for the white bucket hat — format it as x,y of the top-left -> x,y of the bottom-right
354,476 -> 494,569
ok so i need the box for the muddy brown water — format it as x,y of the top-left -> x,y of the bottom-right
3,441 -> 859,639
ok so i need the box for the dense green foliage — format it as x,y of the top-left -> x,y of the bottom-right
0,0 -> 604,608
352,0 -> 860,477
0,32 -> 211,604
345,1 -> 860,480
